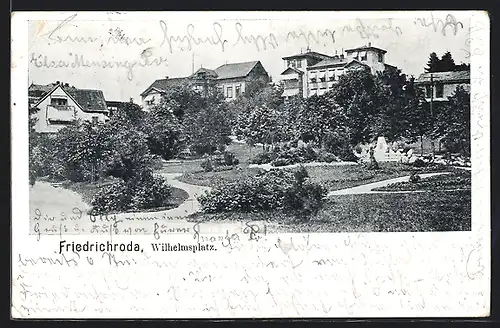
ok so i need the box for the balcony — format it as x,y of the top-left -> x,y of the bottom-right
283,80 -> 299,89
46,104 -> 76,123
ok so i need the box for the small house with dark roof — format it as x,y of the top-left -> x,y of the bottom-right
280,43 -> 397,98
140,60 -> 270,110
29,81 -> 109,133
415,70 -> 470,102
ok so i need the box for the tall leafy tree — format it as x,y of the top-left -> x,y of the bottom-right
432,86 -> 470,155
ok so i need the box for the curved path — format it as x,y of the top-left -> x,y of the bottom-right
327,172 -> 450,197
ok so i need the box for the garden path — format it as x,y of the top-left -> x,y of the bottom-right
326,172 -> 451,196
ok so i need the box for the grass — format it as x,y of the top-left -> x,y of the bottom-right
372,170 -> 471,192
187,189 -> 471,232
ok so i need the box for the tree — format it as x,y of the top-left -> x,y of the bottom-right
439,51 -> 456,72
183,90 -> 232,155
432,86 -> 470,156
425,52 -> 441,73
329,68 -> 380,145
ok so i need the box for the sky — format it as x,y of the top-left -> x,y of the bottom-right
27,11 -> 472,103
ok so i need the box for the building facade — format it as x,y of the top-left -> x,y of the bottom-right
140,61 -> 270,111
415,70 -> 470,102
280,43 -> 396,99
29,82 -> 109,133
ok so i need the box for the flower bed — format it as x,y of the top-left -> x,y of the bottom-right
372,171 -> 471,192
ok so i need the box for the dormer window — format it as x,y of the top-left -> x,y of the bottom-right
378,52 -> 384,63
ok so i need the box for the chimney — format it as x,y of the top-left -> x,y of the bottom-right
165,76 -> 169,79
368,42 -> 371,47
340,54 -> 344,59
56,81 -> 60,85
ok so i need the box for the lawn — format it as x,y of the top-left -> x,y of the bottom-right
177,159 -> 451,190
187,189 -> 471,232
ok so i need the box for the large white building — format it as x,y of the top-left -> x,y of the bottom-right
280,43 -> 397,99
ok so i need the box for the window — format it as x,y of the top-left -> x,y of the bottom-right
235,85 -> 241,97
435,83 -> 444,98
226,86 -> 233,98
51,97 -> 68,106
92,116 -> 99,124
297,60 -> 302,68
378,53 -> 384,62
425,85 -> 432,98
360,51 -> 367,61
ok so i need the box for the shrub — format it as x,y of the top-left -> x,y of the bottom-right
198,167 -> 327,219
409,172 -> 421,183
317,152 -> 338,163
223,151 -> 239,166
272,158 -> 293,167
251,152 -> 277,165
90,181 -> 131,215
413,158 -> 426,167
91,172 -> 172,214
201,158 -> 214,172
129,172 -> 172,210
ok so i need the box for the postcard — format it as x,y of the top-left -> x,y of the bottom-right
11,11 -> 490,318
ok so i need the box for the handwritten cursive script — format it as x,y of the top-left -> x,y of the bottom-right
159,21 -> 227,53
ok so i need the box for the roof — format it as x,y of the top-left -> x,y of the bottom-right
345,45 -> 387,54
64,88 -> 108,113
30,83 -> 109,113
191,67 -> 218,78
140,77 -> 189,96
280,67 -> 304,75
415,71 -> 470,84
282,51 -> 332,61
307,57 -> 368,70
213,61 -> 260,80
28,83 -> 55,96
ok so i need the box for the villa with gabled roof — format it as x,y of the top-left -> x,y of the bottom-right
280,43 -> 397,98
140,60 -> 270,111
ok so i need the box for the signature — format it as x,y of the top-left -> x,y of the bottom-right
159,20 -> 227,53
30,48 -> 168,81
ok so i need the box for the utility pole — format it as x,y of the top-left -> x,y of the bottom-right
192,53 -> 195,74
429,73 -> 435,159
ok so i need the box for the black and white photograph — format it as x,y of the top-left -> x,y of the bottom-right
12,11 -> 490,318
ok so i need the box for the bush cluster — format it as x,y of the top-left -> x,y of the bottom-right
198,166 -> 327,218
251,144 -> 339,167
200,151 -> 240,172
90,172 -> 172,215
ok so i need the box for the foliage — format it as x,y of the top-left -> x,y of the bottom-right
223,151 -> 239,166
425,51 -> 469,73
374,171 -> 471,192
90,172 -> 172,214
251,144 -> 340,166
197,167 -> 327,218
201,158 -> 214,172
432,86 -> 471,156
142,104 -> 186,160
